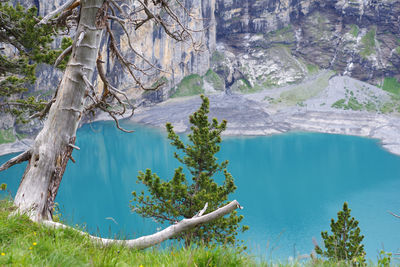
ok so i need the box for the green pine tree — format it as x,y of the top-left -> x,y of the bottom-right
315,202 -> 365,263
131,95 -> 248,247
0,3 -> 72,123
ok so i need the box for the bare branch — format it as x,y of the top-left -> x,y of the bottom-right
68,144 -> 80,150
29,99 -> 56,120
103,109 -> 134,133
43,200 -> 242,250
193,202 -> 208,218
109,15 -> 171,75
108,0 -> 128,18
38,0 -> 79,25
0,150 -> 31,172
54,45 -> 72,67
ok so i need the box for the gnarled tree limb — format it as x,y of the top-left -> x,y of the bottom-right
0,150 -> 31,172
43,200 -> 242,250
54,45 -> 73,67
38,0 -> 79,25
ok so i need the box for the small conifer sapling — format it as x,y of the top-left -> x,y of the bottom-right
131,95 -> 248,247
315,202 -> 365,263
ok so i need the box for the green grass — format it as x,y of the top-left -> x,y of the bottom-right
382,77 -> 400,95
347,97 -> 363,111
0,200 -> 255,266
380,102 -> 396,114
171,74 -> 204,98
306,63 -> 319,74
349,24 -> 359,37
360,28 -> 376,58
277,71 -> 333,106
204,69 -> 225,91
365,101 -> 377,112
0,200 -> 389,266
232,78 -> 259,94
332,97 -> 374,112
0,128 -> 16,144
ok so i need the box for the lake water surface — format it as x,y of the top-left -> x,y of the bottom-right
1,121 -> 400,260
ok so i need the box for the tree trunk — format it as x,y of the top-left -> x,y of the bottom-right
14,0 -> 105,222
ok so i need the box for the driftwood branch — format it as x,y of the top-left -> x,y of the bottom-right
43,200 -> 242,250
0,150 -> 31,172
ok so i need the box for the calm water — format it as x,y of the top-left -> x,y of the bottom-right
1,121 -> 400,260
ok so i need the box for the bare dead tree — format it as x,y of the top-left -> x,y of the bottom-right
0,0 -> 239,249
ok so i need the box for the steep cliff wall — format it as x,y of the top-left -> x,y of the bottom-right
214,0 -> 400,87
0,0 -> 215,140
102,0 -> 216,104
14,0 -> 215,104
3,0 -> 400,142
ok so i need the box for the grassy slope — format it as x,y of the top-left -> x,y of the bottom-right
0,199 -> 381,266
0,200 -> 255,266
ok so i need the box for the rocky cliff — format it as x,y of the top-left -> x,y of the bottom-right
11,0 -> 400,101
213,0 -> 400,89
14,0 -> 215,104
1,0 -> 215,139
2,0 -> 400,143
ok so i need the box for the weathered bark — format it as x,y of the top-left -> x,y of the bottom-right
43,200 -> 242,250
14,0 -> 105,222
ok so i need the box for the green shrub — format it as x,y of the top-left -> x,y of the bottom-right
347,97 -> 363,111
365,101 -> 377,112
380,102 -> 396,114
131,95 -> 248,247
331,99 -> 346,109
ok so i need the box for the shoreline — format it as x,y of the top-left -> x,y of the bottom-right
128,93 -> 400,155
1,91 -> 400,157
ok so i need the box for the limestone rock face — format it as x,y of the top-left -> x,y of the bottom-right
103,0 -> 216,104
214,0 -> 400,85
216,0 -> 316,35
12,0 -> 216,104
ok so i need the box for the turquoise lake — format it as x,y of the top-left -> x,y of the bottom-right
1,120 -> 400,260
